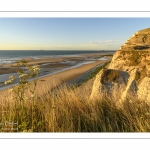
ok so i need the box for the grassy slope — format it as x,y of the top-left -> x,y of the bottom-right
1,83 -> 150,132
0,59 -> 150,132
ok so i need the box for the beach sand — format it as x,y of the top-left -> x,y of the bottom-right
0,52 -> 113,99
0,67 -> 23,75
0,52 -> 113,75
36,60 -> 108,88
0,52 -> 113,68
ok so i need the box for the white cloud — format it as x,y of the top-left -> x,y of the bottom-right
35,39 -> 122,50
89,39 -> 120,45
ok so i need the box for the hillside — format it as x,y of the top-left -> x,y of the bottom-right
90,28 -> 150,102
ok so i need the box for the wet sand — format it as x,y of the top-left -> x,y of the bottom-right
0,52 -> 113,98
0,60 -> 109,98
0,52 -> 113,68
36,60 -> 108,88
0,67 -> 23,75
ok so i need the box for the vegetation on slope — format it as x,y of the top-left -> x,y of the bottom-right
119,50 -> 150,66
0,59 -> 150,132
84,61 -> 110,82
1,83 -> 150,132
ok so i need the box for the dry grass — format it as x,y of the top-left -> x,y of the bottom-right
0,83 -> 150,132
0,59 -> 149,132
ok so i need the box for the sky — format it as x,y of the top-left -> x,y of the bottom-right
0,18 -> 150,50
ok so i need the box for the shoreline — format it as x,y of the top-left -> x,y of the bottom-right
0,52 -> 113,98
0,52 -> 113,88
0,60 -> 110,98
0,58 -> 109,90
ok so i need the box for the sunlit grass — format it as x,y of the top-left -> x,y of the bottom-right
0,59 -> 150,132
1,82 -> 150,132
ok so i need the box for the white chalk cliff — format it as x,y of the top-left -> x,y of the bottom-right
90,28 -> 150,102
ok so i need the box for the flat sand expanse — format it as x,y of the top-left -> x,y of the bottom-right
0,59 -> 110,99
0,52 -> 114,75
36,60 -> 108,89
0,52 -> 114,68
0,52 -> 114,99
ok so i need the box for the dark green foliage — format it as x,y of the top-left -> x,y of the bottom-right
85,61 -> 110,81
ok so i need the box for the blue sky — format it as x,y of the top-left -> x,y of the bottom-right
0,18 -> 150,50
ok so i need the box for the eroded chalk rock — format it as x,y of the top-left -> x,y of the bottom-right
90,69 -> 129,100
90,28 -> 150,102
137,77 -> 150,101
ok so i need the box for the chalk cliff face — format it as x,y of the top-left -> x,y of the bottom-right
90,28 -> 150,102
120,28 -> 150,51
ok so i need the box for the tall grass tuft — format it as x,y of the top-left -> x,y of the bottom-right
0,60 -> 150,132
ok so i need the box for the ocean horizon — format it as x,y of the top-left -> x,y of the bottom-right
0,50 -> 116,65
0,50 -> 115,90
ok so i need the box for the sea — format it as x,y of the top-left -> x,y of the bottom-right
0,50 -> 115,65
0,50 -> 115,90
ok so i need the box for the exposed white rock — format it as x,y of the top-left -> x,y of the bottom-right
121,69 -> 138,100
137,77 -> 150,101
90,28 -> 150,103
90,69 -> 129,100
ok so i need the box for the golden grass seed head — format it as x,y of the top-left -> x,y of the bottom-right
19,74 -> 29,79
19,59 -> 28,64
13,63 -> 20,66
4,80 -> 13,85
9,76 -> 16,80
31,94 -> 35,98
9,88 -> 13,92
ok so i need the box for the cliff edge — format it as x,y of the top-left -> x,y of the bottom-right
90,28 -> 150,102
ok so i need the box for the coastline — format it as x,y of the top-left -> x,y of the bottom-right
0,52 -> 113,98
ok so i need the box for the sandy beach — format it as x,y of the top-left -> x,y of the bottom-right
0,52 -> 113,98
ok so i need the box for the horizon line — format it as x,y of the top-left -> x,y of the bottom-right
0,49 -> 117,51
